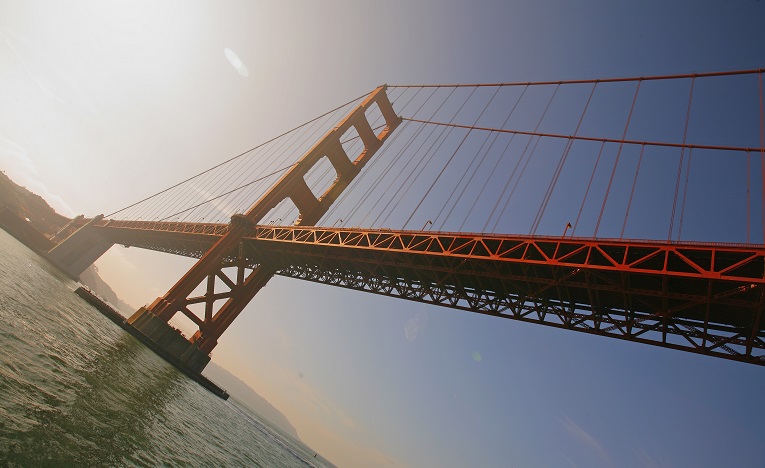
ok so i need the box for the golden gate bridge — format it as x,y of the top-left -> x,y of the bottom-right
47,69 -> 765,374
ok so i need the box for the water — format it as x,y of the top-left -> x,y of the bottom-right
0,230 -> 330,467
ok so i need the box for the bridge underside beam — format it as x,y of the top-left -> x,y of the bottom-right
95,221 -> 765,365
262,241 -> 765,365
245,227 -> 764,364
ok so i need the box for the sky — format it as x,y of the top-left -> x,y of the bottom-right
1,1 -> 765,466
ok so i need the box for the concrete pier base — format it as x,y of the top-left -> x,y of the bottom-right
74,287 -> 226,398
128,307 -> 211,374
47,214 -> 113,279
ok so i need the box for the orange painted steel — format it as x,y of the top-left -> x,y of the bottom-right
389,67 -> 765,88
402,118 -> 765,154
135,86 -> 402,353
96,220 -> 765,364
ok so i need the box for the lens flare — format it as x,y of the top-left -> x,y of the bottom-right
224,48 -> 249,77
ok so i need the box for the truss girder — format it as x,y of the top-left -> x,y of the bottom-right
246,227 -> 765,285
265,247 -> 765,365
94,222 -> 765,364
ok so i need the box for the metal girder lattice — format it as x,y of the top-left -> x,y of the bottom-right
269,247 -> 765,365
94,221 -> 765,364
242,226 -> 765,365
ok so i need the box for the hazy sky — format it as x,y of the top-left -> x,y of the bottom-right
2,1 -> 765,466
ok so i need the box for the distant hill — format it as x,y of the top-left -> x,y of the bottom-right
0,170 -> 135,313
0,170 -> 69,236
79,264 -> 137,316
202,362 -> 301,441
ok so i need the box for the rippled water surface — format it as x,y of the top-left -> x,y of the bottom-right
0,230 -> 326,466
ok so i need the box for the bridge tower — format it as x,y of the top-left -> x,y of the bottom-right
128,86 -> 401,372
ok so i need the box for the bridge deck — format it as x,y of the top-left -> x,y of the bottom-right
95,220 -> 765,364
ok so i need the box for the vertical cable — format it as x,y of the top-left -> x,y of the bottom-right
531,82 -> 597,234
373,87 -> 473,227
457,85 -> 528,232
668,76 -> 695,241
746,150 -> 751,244
760,71 -> 765,245
342,87 -> 444,226
677,147 -> 694,241
105,91 -> 370,219
621,143 -> 645,239
594,80 -> 641,237
491,135 -> 545,233
573,140 -> 606,236
485,84 -> 560,232
404,86 -> 501,228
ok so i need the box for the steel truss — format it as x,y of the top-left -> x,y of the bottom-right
242,227 -> 765,364
95,221 -> 765,364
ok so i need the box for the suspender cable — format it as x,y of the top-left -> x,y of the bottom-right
432,129 -> 492,229
669,77 -> 695,241
573,141 -> 606,236
156,164 -> 297,222
355,90 -> 450,226
621,144 -> 646,239
189,117 -> 310,222
431,88 -> 510,230
491,135 -> 542,233
437,101 -> 515,231
677,147 -> 694,241
760,71 -> 765,245
481,138 -> 528,232
405,86 -> 501,229
457,85 -> 528,232
747,150 -> 751,244
489,85 -> 560,233
106,91 -> 372,218
594,80 -> 641,237
196,105 -> 339,223
372,87 -> 473,228
226,105 -> 342,217
348,88 -> 445,226
531,82 -> 597,235
328,88 -> 434,227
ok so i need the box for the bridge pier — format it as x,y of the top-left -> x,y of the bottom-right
128,307 -> 210,373
46,214 -> 114,279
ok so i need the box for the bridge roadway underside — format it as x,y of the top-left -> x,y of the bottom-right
95,221 -> 765,365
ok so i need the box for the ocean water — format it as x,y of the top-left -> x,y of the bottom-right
0,230 -> 330,467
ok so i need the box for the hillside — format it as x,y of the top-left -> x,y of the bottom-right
0,170 -> 69,236
0,171 -> 134,311
79,265 -> 138,316
202,362 -> 301,441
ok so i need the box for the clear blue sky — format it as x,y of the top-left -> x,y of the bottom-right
1,1 -> 764,466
